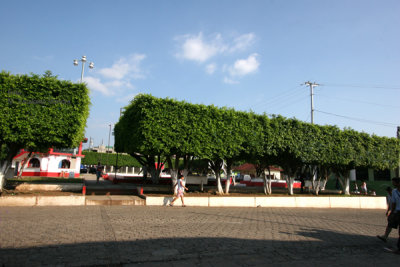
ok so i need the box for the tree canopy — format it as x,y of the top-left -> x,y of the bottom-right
115,94 -> 400,194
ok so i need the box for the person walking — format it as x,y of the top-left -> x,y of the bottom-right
169,174 -> 188,207
390,178 -> 400,253
378,177 -> 400,253
96,162 -> 103,183
377,186 -> 394,242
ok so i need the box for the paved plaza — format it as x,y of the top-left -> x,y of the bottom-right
0,206 -> 399,266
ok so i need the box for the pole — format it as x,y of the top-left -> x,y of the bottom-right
80,61 -> 85,83
304,81 -> 319,124
397,126 -> 400,176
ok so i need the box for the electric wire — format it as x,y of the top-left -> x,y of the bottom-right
315,109 -> 398,128
247,85 -> 304,112
320,83 -> 400,90
316,93 -> 400,109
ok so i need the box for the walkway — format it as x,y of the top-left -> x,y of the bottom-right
0,206 -> 398,266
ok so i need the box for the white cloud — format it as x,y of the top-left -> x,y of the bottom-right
176,32 -> 225,62
229,33 -> 255,52
229,53 -> 260,77
98,54 -> 146,80
105,80 -> 134,89
84,54 -> 145,96
175,32 -> 257,64
205,63 -> 217,74
83,76 -> 113,95
223,77 -> 239,84
116,93 -> 137,104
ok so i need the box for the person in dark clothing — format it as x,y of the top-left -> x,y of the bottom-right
96,162 -> 103,183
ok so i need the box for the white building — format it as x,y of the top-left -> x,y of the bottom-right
9,142 -> 85,179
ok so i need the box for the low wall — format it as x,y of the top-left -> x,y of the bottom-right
145,196 -> 386,209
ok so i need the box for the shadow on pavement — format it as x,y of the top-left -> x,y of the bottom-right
1,230 -> 398,266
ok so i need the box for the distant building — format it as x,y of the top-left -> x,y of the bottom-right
88,145 -> 114,153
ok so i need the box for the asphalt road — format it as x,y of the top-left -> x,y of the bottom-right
0,206 -> 398,266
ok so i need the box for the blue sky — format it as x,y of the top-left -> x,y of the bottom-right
1,0 -> 399,149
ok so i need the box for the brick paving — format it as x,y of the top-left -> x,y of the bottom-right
0,206 -> 399,266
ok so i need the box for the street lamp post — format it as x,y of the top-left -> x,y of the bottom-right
73,55 -> 94,83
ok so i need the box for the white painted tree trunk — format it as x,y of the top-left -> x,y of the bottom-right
314,180 -> 320,196
343,176 -> 350,195
170,169 -> 178,194
338,174 -> 350,195
216,174 -> 224,194
320,179 -> 327,190
285,176 -> 294,195
223,161 -> 232,195
0,161 -> 12,192
208,161 -> 224,194
267,169 -> 272,195
263,175 -> 267,195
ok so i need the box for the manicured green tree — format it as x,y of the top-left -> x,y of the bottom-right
114,94 -> 171,183
0,71 -> 90,191
241,113 -> 273,194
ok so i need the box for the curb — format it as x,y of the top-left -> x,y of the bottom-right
145,196 -> 387,209
0,195 -> 145,206
0,195 -> 386,209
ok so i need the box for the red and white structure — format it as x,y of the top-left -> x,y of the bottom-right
10,142 -> 85,178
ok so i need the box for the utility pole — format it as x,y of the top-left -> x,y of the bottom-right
397,126 -> 400,176
304,81 -> 319,124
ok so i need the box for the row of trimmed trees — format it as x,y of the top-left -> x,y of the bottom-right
114,94 -> 400,195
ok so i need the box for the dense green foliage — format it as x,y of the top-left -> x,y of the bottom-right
115,94 -> 400,192
0,71 -> 90,151
82,151 -> 141,167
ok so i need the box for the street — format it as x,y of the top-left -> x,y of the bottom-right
0,206 -> 398,266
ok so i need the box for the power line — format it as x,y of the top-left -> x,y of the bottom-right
315,109 -> 398,128
246,85 -> 304,113
316,93 -> 400,109
321,83 -> 400,90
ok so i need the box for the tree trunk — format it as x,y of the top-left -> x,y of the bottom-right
263,174 -> 267,195
285,176 -> 294,195
216,172 -> 223,194
267,167 -> 272,195
167,155 -> 180,193
342,175 -> 350,195
170,169 -> 178,194
0,144 -> 21,192
314,179 -> 320,196
0,161 -> 11,192
337,172 -> 350,195
17,151 -> 32,178
224,160 -> 233,195
209,160 -> 224,195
